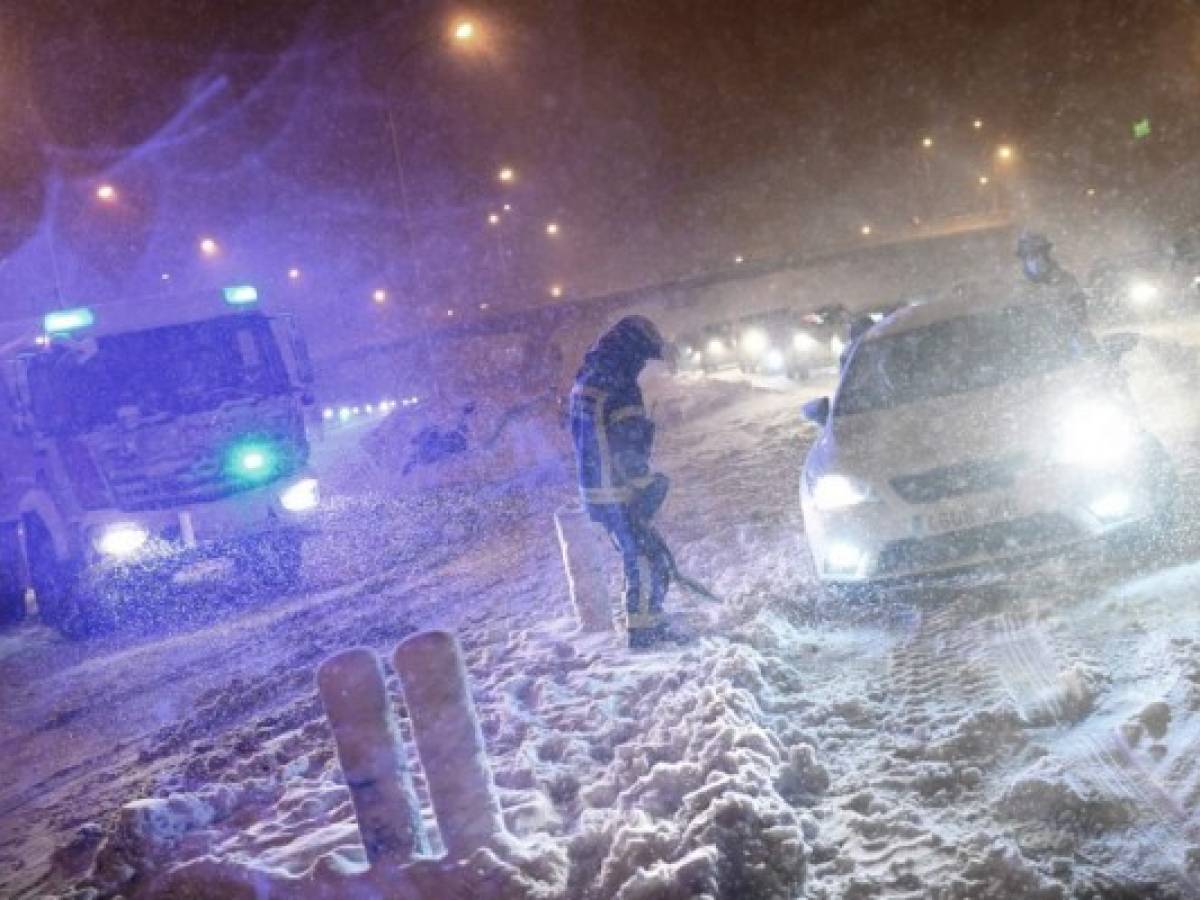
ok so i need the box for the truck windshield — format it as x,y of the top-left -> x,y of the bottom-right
27,315 -> 290,435
835,302 -> 1097,415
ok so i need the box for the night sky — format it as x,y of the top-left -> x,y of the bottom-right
0,0 -> 1195,355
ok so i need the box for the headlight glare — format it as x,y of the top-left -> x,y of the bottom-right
1056,402 -> 1136,468
94,522 -> 150,558
812,474 -> 870,511
280,478 -> 320,513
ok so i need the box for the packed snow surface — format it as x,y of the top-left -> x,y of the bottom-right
6,323 -> 1200,897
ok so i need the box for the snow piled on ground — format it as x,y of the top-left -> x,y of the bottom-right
27,327 -> 1200,898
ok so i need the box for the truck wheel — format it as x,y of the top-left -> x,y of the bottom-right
24,519 -> 109,639
0,524 -> 26,630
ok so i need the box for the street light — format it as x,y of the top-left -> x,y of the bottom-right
860,224 -> 872,236
373,288 -> 387,304
487,212 -> 500,225
921,136 -> 934,149
95,183 -> 117,202
446,308 -> 456,317
996,144 -> 1014,162
550,284 -> 563,298
973,119 -> 983,130
545,221 -> 559,236
734,254 -> 745,264
199,237 -> 219,256
453,19 -> 476,42
978,175 -> 990,186
498,166 -> 515,183
288,267 -> 301,280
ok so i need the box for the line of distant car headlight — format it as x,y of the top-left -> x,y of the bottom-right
682,327 -> 843,373
321,397 -> 421,424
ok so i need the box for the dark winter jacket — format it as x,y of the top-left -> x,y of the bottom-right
570,333 -> 658,510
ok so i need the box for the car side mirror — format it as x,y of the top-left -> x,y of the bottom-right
803,396 -> 830,426
1101,332 -> 1138,362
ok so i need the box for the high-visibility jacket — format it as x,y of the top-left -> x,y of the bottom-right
570,366 -> 655,509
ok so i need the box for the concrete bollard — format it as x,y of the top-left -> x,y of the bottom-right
392,630 -> 506,860
316,648 -> 429,866
554,504 -> 613,633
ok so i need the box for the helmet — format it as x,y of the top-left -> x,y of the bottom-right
603,315 -> 667,360
1016,230 -> 1052,258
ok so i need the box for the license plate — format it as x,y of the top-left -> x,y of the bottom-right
923,496 -> 1019,535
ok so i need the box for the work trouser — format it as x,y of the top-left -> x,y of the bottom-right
589,504 -> 672,647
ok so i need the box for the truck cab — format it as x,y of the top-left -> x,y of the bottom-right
0,297 -> 320,637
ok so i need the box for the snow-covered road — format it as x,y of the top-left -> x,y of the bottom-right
6,327 -> 1200,897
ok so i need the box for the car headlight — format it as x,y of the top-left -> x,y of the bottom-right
280,478 -> 320,513
793,332 -> 819,353
94,522 -> 150,558
811,474 -> 871,511
741,328 -> 768,357
1129,280 -> 1159,305
1056,402 -> 1137,468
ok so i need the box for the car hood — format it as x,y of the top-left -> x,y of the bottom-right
809,362 -> 1124,482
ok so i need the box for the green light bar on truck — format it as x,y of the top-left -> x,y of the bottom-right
43,307 -> 96,334
223,284 -> 259,306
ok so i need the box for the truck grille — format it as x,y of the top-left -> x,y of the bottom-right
889,454 -> 1027,505
874,513 -> 1080,577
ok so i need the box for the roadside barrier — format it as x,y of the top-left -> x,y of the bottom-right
553,503 -> 614,632
315,648 -> 429,865
392,630 -> 507,860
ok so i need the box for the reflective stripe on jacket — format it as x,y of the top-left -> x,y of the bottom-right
569,379 -> 654,507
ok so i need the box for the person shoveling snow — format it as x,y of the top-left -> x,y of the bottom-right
569,315 -> 702,649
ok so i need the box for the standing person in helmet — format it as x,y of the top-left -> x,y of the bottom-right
1016,231 -> 1089,324
570,316 -> 677,649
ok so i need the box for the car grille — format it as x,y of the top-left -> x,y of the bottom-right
889,454 -> 1028,505
874,513 -> 1081,577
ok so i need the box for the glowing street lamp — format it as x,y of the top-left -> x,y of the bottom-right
734,254 -> 745,264
973,118 -> 983,130
996,144 -> 1014,162
978,175 -> 990,186
502,203 -> 512,212
373,288 -> 387,304
921,136 -> 934,149
199,237 -> 219,256
860,224 -> 872,236
487,212 -> 501,225
479,302 -> 490,310
498,166 -> 515,183
288,267 -> 301,280
453,19 -> 476,41
446,308 -> 456,317
550,284 -> 563,298
545,221 -> 559,236
95,183 -> 117,202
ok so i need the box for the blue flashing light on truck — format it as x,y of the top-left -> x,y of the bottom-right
0,287 -> 320,637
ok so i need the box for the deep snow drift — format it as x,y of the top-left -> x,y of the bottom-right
9,327 -> 1200,898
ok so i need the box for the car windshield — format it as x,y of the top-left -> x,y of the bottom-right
27,316 -> 288,434
835,302 -> 1097,415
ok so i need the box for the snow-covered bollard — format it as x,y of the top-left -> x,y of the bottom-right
392,630 -> 506,859
316,647 -> 429,866
554,503 -> 613,632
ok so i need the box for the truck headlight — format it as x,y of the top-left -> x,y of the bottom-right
1056,402 -> 1136,468
94,522 -> 150,558
280,478 -> 320,512
812,474 -> 871,511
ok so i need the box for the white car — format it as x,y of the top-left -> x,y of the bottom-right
800,289 -> 1175,596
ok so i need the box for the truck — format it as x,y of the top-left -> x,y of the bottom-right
0,286 -> 321,637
